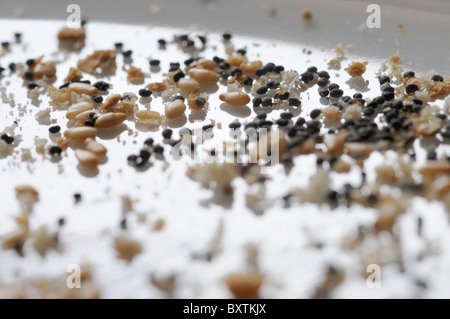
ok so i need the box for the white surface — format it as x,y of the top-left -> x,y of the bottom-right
0,0 -> 449,298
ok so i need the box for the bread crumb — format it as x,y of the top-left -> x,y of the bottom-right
345,61 -> 368,77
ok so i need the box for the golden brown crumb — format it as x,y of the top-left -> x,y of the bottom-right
57,27 -> 86,42
126,66 -> 145,84
114,237 -> 142,262
64,67 -> 83,82
345,61 -> 368,77
389,54 -> 402,64
77,50 -> 116,74
147,81 -> 167,93
225,271 -> 264,299
301,10 -> 312,21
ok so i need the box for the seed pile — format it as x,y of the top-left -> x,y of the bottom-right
0,20 -> 449,299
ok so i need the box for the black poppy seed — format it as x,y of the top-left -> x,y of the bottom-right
173,71 -> 185,82
412,105 -> 422,113
134,156 -> 147,167
222,33 -> 232,40
412,99 -> 423,105
49,125 -> 61,134
427,150 -> 437,160
144,137 -> 154,146
0,66 -> 4,74
382,84 -> 395,93
1,134 -> 14,144
378,75 -> 390,85
202,124 -> 214,131
261,97 -> 272,107
162,128 -> 173,139
295,117 -> 306,126
252,97 -> 262,107
14,33 -> 22,40
436,113 -> 446,121
328,83 -> 340,90
243,77 -> 253,86
256,112 -> 267,120
278,92 -> 290,100
219,70 -> 229,79
213,56 -> 224,64
244,122 -> 258,130
266,80 -> 280,89
353,93 -> 363,99
78,80 -> 91,85
194,97 -> 206,107
403,71 -> 415,78
405,83 -> 419,94
114,42 -> 123,49
122,50 -> 132,57
27,82 -> 39,90
230,68 -> 242,76
127,154 -> 138,162
382,91 -> 395,101
310,109 -> 321,119
58,217 -> 66,227
49,145 -> 62,156
8,63 -> 16,71
356,98 -> 366,106
258,120 -> 273,128
330,89 -> 344,98
74,193 -> 82,203
374,96 -> 385,105
153,145 -> 164,154
183,57 -> 195,67
24,70 -> 34,79
26,59 -> 35,66
169,66 -> 179,72
366,100 -> 377,108
89,112 -> 96,119
280,112 -> 294,120
264,63 -> 275,73
184,39 -> 195,47
343,96 -> 352,103
140,149 -> 151,161
149,59 -> 160,67
158,39 -> 167,46
288,98 -> 301,107
318,71 -> 330,79
256,86 -> 268,95
93,81 -> 109,91
274,65 -> 285,73
307,66 -> 318,73
276,118 -> 289,127
219,61 -> 231,70
172,95 -> 185,102
229,121 -> 241,129
301,71 -> 314,83
92,95 -> 103,104
317,78 -> 328,87
197,35 -> 207,44
84,120 -> 95,127
59,82 -> 70,89
431,74 -> 444,82
255,68 -> 266,77
237,49 -> 247,55
363,108 -> 375,117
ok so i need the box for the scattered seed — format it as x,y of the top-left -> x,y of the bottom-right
49,125 -> 61,134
